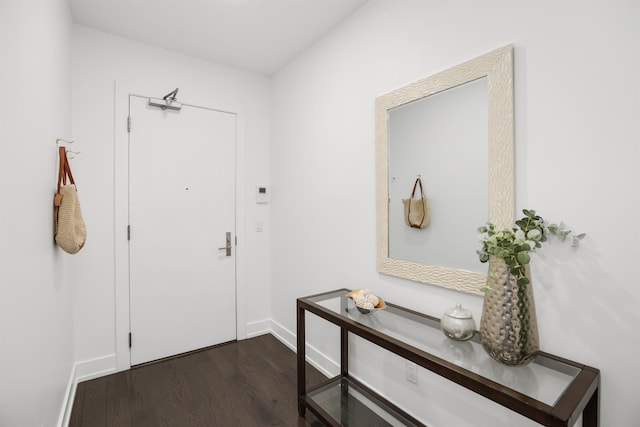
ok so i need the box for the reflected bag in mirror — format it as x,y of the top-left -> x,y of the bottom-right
403,177 -> 429,229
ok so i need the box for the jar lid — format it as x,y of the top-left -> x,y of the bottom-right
444,303 -> 472,319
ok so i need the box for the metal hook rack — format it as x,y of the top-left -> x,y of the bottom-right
56,138 -> 80,158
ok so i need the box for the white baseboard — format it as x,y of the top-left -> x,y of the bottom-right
246,319 -> 271,338
268,318 -> 296,351
56,363 -> 76,427
75,353 -> 118,383
57,354 -> 117,427
269,319 -> 339,378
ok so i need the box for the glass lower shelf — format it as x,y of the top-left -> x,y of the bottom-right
305,377 -> 421,427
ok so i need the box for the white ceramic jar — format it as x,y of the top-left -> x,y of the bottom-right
441,303 -> 476,341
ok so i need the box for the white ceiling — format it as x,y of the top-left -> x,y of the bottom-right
69,0 -> 369,76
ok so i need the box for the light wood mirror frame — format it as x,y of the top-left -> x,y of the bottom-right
375,45 -> 514,295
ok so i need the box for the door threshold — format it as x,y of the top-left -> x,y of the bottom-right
131,339 -> 237,369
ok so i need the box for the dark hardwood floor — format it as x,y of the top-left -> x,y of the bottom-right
69,334 -> 327,426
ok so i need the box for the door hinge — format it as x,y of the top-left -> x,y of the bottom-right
235,235 -> 237,246
129,332 -> 132,348
127,225 -> 131,241
127,116 -> 131,133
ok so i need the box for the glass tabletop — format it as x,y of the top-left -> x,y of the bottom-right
306,289 -> 581,407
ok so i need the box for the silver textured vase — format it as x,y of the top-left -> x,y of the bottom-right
479,259 -> 539,366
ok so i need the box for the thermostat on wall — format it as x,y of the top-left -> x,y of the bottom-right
256,185 -> 269,203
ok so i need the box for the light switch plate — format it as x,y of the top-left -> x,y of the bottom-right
406,361 -> 418,385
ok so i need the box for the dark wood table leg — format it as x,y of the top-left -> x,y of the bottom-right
340,296 -> 348,378
582,387 -> 599,427
297,301 -> 306,417
341,328 -> 348,376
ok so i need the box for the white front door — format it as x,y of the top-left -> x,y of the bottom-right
128,95 -> 237,365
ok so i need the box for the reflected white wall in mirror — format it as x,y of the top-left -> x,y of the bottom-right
376,45 -> 514,294
388,77 -> 488,272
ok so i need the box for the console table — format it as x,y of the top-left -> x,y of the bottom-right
297,289 -> 599,427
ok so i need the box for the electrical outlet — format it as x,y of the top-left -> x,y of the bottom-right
405,361 -> 418,385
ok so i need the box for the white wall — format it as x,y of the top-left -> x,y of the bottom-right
0,0 -> 75,426
2,1 -> 637,424
70,25 -> 272,373
272,1 -> 640,426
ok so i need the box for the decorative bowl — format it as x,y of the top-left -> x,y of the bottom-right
346,289 -> 387,314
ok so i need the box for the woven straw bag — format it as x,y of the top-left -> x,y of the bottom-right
54,146 -> 86,254
402,177 -> 430,229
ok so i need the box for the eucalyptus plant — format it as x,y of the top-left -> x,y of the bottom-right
477,209 -> 585,288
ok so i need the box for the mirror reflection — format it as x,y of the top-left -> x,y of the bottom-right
375,45 -> 514,294
388,77 -> 488,272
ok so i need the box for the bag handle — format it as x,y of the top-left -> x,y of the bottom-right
57,146 -> 75,194
409,177 -> 425,200
407,177 -> 426,228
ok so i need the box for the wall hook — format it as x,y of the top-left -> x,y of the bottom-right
66,149 -> 81,159
56,138 -> 74,146
56,139 -> 78,159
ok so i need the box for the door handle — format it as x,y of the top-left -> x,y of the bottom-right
217,232 -> 232,256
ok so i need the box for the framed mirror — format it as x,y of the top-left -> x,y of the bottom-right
375,45 -> 514,295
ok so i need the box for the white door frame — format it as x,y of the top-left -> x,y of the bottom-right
113,81 -> 247,372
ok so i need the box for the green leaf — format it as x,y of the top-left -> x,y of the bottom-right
477,211 -> 585,278
527,229 -> 541,240
516,251 -> 531,265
